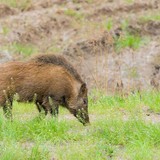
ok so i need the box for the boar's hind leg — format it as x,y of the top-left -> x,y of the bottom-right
3,99 -> 13,120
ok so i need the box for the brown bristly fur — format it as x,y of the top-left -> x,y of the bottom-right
0,54 -> 89,125
31,54 -> 83,83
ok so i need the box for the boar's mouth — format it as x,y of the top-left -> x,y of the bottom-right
69,108 -> 90,125
75,108 -> 90,125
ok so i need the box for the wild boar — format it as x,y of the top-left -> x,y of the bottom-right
0,54 -> 89,125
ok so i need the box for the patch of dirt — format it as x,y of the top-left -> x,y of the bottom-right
63,31 -> 113,90
0,50 -> 13,63
63,31 -> 113,57
0,0 -> 160,93
0,4 -> 18,18
150,64 -> 160,90
63,32 -> 160,92
26,0 -> 60,11
142,106 -> 160,123
90,1 -> 158,17
0,8 -> 72,45
142,21 -> 160,35
114,20 -> 160,37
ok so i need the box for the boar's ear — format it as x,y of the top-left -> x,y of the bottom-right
80,83 -> 87,94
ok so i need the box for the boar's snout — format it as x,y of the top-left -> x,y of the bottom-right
68,83 -> 89,125
76,108 -> 90,126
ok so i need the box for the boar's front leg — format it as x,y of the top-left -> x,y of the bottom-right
38,97 -> 59,117
35,101 -> 43,113
35,101 -> 49,115
48,97 -> 59,117
51,104 -> 59,117
35,97 -> 59,117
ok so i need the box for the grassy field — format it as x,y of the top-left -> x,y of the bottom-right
0,91 -> 160,160
0,1 -> 160,159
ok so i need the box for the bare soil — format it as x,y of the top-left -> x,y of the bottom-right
0,0 -> 160,93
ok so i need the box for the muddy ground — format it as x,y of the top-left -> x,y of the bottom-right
0,0 -> 160,94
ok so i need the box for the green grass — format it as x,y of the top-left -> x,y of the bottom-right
139,13 -> 160,22
114,31 -> 149,52
73,0 -> 93,3
124,0 -> 134,4
64,9 -> 84,21
113,20 -> 149,52
1,142 -> 50,160
1,43 -> 38,57
103,18 -> 113,31
12,43 -> 38,57
0,0 -> 32,10
1,26 -> 10,36
0,91 -> 160,159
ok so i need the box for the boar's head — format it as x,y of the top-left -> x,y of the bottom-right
68,83 -> 89,125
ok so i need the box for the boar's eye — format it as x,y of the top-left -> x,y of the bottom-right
83,99 -> 88,105
80,83 -> 87,94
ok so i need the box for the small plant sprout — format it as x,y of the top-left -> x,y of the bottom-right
2,26 -> 10,35
33,93 -> 37,103
13,93 -> 20,101
104,18 -> 113,31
